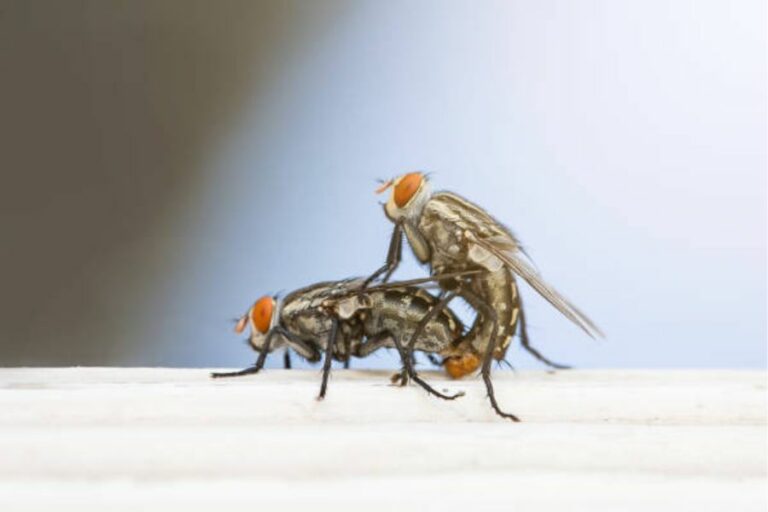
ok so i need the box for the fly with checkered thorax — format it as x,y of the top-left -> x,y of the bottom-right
211,274 -> 475,402
365,172 -> 603,421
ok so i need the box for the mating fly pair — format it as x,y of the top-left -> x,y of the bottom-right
216,172 -> 601,422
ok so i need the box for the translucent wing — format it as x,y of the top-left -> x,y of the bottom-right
467,243 -> 504,272
360,269 -> 483,292
472,236 -> 604,339
431,192 -> 602,338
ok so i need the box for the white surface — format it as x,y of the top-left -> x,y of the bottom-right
0,368 -> 765,511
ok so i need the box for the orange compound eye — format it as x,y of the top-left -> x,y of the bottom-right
393,172 -> 423,208
250,296 -> 274,334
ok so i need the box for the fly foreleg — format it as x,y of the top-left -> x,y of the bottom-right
362,218 -> 404,288
211,328 -> 278,379
209,366 -> 261,379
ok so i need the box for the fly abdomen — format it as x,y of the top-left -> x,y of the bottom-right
362,287 -> 462,354
462,268 -> 520,360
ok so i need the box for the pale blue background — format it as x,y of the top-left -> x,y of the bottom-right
1,0 -> 765,368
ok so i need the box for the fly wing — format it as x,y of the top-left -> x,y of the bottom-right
363,270 -> 483,291
431,192 -> 524,249
432,192 -> 602,338
473,236 -> 604,338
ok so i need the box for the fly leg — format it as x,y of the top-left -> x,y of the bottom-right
394,353 -> 445,384
283,350 -> 292,369
426,354 -> 444,367
518,301 -> 570,370
392,290 -> 457,387
343,337 -> 351,369
389,351 -> 419,386
354,333 -> 395,358
362,218 -> 403,288
279,328 -> 322,364
317,318 -> 339,400
463,289 -> 520,422
209,366 -> 261,378
211,329 -> 277,379
212,328 -> 319,378
390,333 -> 463,400
391,290 -> 463,400
497,359 -> 516,372
353,332 -> 403,383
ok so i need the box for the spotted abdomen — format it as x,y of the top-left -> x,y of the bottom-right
362,287 -> 463,354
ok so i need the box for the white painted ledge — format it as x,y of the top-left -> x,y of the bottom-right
0,368 -> 765,511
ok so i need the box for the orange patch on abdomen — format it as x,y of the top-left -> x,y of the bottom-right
444,352 -> 481,379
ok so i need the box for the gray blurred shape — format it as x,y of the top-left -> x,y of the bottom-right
0,1 -> 345,364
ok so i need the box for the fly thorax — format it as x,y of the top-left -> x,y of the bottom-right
294,312 -> 332,338
419,205 -> 469,267
331,295 -> 369,320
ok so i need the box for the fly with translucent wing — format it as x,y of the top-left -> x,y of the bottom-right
211,274 -> 477,401
366,172 -> 603,421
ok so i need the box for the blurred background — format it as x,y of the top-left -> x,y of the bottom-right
0,0 -> 764,369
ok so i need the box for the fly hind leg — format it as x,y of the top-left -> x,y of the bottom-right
394,291 -> 464,400
518,302 -> 571,370
389,352 -> 420,386
390,334 -> 463,400
463,289 -> 520,422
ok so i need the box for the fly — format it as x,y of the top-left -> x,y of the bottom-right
211,273 -> 476,401
367,172 -> 603,421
